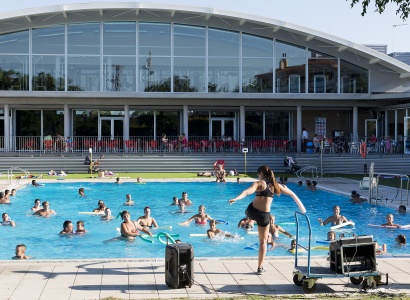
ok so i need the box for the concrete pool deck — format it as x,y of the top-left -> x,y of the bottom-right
0,177 -> 409,299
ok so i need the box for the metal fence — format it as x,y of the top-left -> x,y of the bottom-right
0,135 -> 406,154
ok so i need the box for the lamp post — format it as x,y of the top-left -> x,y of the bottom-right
89,148 -> 93,175
242,147 -> 248,176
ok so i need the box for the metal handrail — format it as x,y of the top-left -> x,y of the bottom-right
294,211 -> 312,276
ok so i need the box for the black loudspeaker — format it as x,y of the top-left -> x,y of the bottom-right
329,236 -> 376,274
165,243 -> 194,289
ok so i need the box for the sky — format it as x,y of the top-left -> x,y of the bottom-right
1,0 -> 409,52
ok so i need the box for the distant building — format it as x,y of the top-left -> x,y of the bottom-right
363,44 -> 388,54
389,52 -> 410,66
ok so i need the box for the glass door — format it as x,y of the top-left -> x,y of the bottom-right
98,117 -> 123,140
404,117 -> 410,154
210,118 -> 236,140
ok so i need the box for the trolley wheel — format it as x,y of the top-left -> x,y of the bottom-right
350,276 -> 364,285
293,274 -> 305,286
362,278 -> 376,291
302,281 -> 317,293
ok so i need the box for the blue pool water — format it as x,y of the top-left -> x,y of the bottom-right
0,181 -> 409,260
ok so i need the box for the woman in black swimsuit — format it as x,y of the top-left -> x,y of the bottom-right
228,165 -> 305,275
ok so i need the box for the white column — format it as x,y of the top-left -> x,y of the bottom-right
4,104 -> 9,152
240,106 -> 245,142
183,105 -> 188,140
384,111 -> 388,138
64,104 -> 70,138
394,109 -> 398,142
123,105 -> 129,141
296,106 -> 302,152
353,106 -> 358,142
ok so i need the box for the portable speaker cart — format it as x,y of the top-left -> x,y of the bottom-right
292,211 -> 382,293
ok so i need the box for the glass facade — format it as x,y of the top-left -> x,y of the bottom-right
0,22 -> 369,94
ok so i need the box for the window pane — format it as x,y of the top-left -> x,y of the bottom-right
0,31 -> 29,54
340,60 -> 368,93
32,55 -> 65,91
73,110 -> 98,136
68,23 -> 100,55
16,110 -> 41,136
265,111 -> 289,137
174,57 -> 205,92
245,111 -> 263,136
139,23 -> 171,56
0,55 -> 29,90
275,58 -> 306,93
32,26 -> 65,54
156,111 -> 179,137
242,58 -> 273,93
67,56 -> 100,91
275,41 -> 306,58
174,25 -> 205,56
208,28 -> 239,57
242,34 -> 273,57
209,57 -> 240,92
138,56 -> 171,92
103,56 -> 136,92
308,58 -> 338,93
130,110 -> 154,136
103,22 -> 136,55
188,110 -> 209,137
43,110 -> 64,136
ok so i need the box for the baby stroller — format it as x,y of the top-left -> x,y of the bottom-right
284,156 -> 300,173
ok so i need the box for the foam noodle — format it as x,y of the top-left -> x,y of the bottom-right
79,212 -> 105,215
292,194 -> 306,214
247,231 -> 259,235
330,221 -> 355,230
189,233 -> 207,237
157,232 -> 176,245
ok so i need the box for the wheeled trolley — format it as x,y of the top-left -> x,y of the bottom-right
292,211 -> 383,293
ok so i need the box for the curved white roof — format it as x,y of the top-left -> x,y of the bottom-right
1,2 -> 410,76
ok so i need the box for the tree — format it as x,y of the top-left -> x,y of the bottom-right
349,0 -> 410,20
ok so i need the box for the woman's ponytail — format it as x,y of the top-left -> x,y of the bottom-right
269,168 -> 281,196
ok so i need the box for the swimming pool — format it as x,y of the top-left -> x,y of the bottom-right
0,181 -> 408,260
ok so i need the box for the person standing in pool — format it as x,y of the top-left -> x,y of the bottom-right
179,205 -> 212,226
75,220 -> 86,234
101,207 -> 113,221
78,188 -> 85,197
137,206 -> 158,229
228,165 -> 306,275
13,244 -> 31,260
179,192 -> 193,206
31,199 -> 41,212
120,210 -> 152,238
123,194 -> 134,206
318,205 -> 348,226
1,213 -> 15,226
93,200 -> 106,212
34,201 -> 56,217
381,214 -> 401,228
60,220 -> 74,234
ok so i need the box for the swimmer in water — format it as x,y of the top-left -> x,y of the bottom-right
32,180 -> 40,187
327,231 -> 336,241
115,177 -> 122,184
237,215 -> 255,231
33,201 -> 56,217
4,189 -> 10,200
374,241 -> 387,255
31,199 -> 42,212
93,200 -> 106,212
101,207 -> 113,221
123,194 -> 134,206
398,205 -> 407,213
207,219 -> 233,239
179,192 -> 193,206
268,215 -> 293,239
75,220 -> 86,234
78,188 -> 85,197
0,192 -> 10,204
10,189 -> 16,196
171,200 -> 189,214
318,206 -> 349,226
137,177 -> 143,183
381,214 -> 401,228
179,205 -> 212,226
1,213 -> 15,227
170,196 -> 179,206
137,206 -> 158,229
13,244 -> 31,260
120,210 -> 152,239
60,220 -> 74,235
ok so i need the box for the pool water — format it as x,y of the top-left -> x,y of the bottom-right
1,181 -> 409,260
